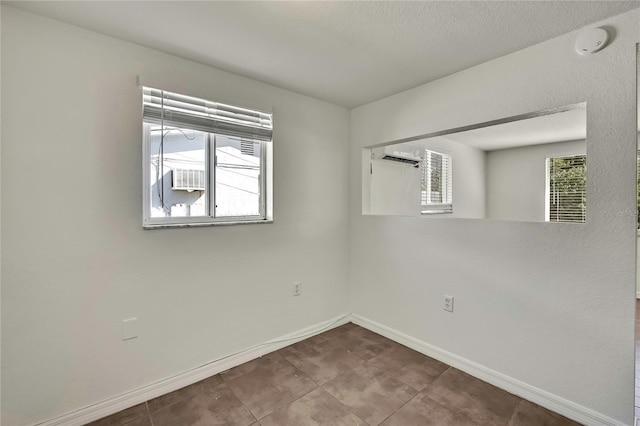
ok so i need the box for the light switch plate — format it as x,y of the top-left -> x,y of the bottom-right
122,317 -> 139,341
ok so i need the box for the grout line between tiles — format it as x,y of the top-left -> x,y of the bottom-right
505,398 -> 526,426
277,350 -> 323,389
426,394 -> 485,426
255,387 -> 320,422
320,385 -> 372,426
420,368 -> 514,426
375,391 -> 417,426
145,402 -> 154,426
222,375 -> 259,425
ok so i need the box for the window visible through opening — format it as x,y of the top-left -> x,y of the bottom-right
547,155 -> 586,223
421,149 -> 452,214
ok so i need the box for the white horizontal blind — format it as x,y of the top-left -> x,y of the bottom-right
421,149 -> 453,214
548,155 -> 586,223
142,87 -> 272,141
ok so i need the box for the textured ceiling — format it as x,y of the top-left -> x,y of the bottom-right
442,107 -> 587,151
6,1 -> 639,108
390,106 -> 586,153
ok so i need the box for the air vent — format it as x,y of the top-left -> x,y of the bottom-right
240,140 -> 255,156
172,169 -> 206,191
381,154 -> 420,167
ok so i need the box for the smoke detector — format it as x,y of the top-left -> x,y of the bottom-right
575,28 -> 609,56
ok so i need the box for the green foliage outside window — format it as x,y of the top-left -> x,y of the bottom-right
548,155 -> 586,223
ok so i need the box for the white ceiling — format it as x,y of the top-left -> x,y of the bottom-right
394,106 -> 586,152
5,1 -> 639,108
442,107 -> 587,151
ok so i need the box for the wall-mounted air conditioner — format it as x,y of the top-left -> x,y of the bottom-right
172,168 -> 206,191
372,146 -> 422,167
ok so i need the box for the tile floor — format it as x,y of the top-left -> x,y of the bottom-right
88,323 -> 581,426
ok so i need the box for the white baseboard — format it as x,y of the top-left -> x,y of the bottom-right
351,314 -> 630,426
34,313 -> 351,426
33,312 -> 631,426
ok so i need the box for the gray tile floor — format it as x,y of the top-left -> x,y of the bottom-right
88,323 -> 581,426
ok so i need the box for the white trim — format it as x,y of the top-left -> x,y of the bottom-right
350,314 -> 630,426
141,122 -> 271,229
636,290 -> 640,299
34,314 -> 351,426
32,312 -> 629,426
143,218 -> 273,229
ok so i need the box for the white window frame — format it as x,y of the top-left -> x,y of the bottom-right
142,87 -> 272,229
421,149 -> 453,214
545,154 -> 586,224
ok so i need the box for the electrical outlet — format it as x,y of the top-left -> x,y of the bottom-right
443,295 -> 454,312
293,282 -> 302,296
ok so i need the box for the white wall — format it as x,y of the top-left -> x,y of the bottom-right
486,139 -> 587,222
369,160 -> 422,216
637,238 -> 640,298
1,7 -> 350,426
350,10 -> 638,426
363,136 -> 486,218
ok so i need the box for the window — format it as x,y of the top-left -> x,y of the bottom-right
546,155 -> 586,223
142,87 -> 272,228
421,149 -> 452,214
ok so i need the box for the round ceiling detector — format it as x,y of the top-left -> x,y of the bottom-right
575,28 -> 609,55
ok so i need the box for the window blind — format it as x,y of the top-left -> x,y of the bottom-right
421,149 -> 453,213
548,155 -> 586,223
142,87 -> 273,141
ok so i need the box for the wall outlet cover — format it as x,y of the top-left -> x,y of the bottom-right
293,282 -> 302,296
443,295 -> 454,312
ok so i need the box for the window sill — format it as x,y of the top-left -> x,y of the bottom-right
143,219 -> 273,230
421,211 -> 453,215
